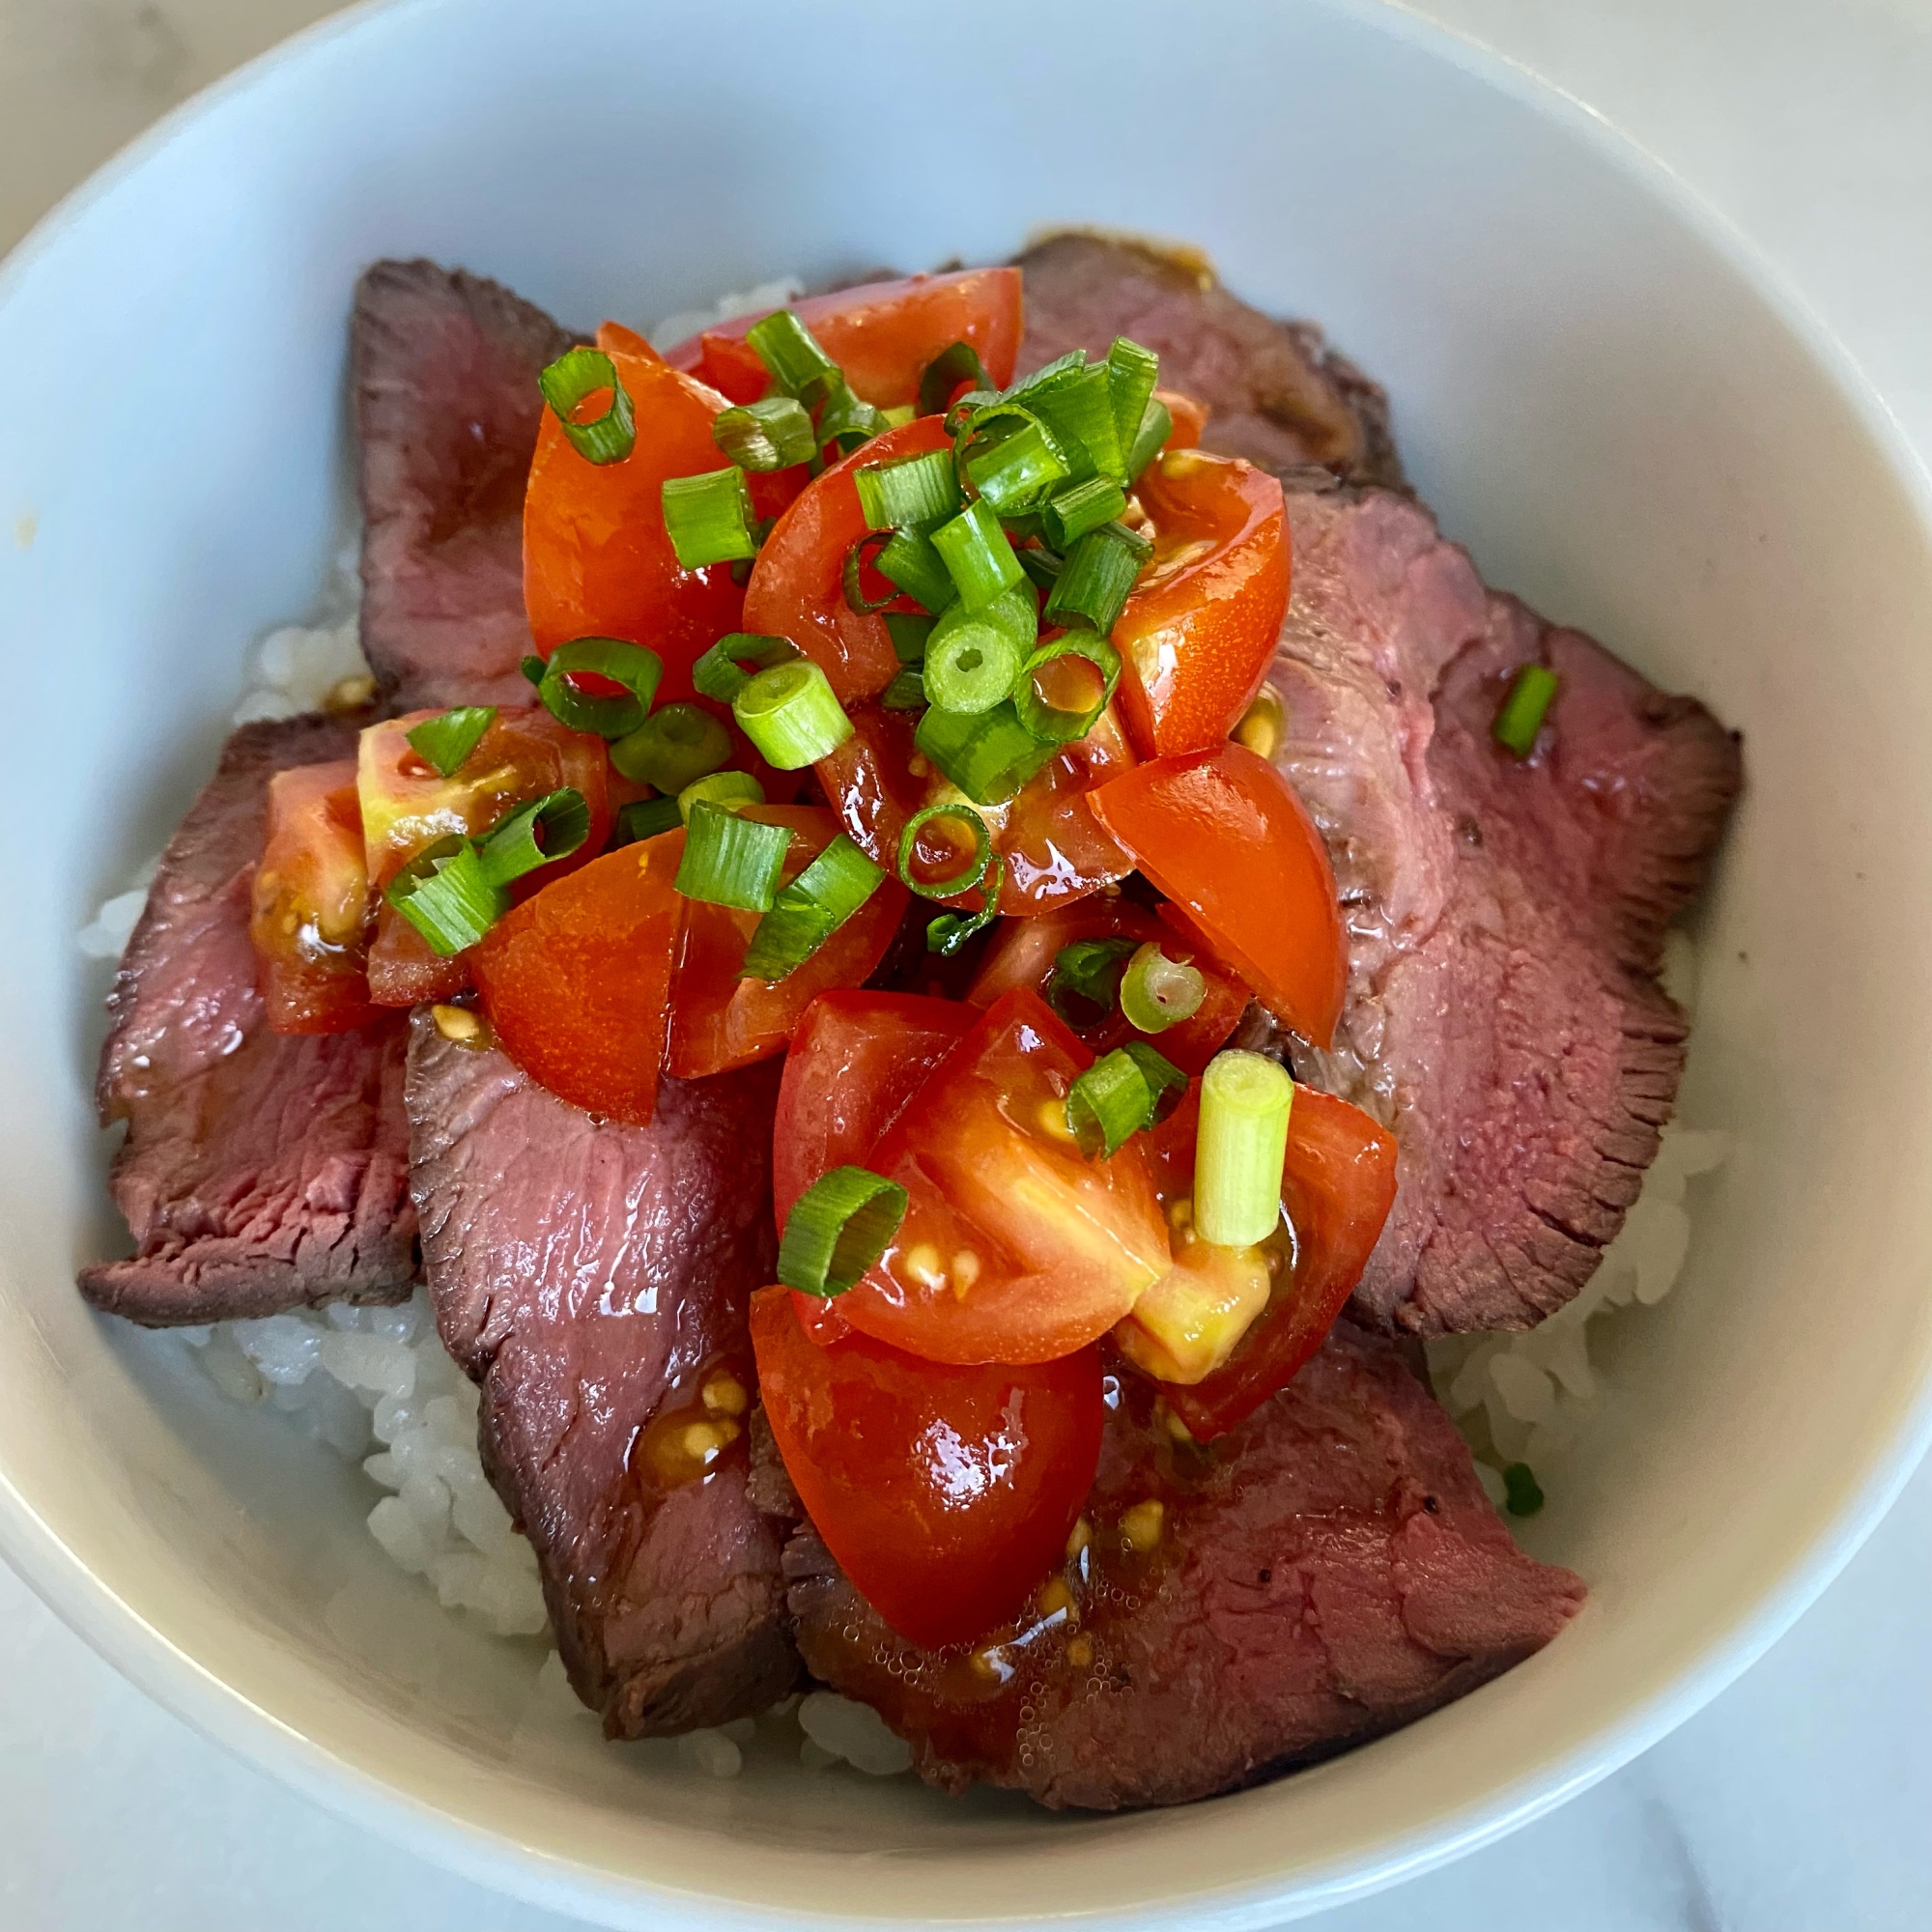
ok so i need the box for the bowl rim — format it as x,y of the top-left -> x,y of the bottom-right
3,0 -> 1931,1924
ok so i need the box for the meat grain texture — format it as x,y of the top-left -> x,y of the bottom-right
406,1016 -> 796,1735
80,718 -> 415,1324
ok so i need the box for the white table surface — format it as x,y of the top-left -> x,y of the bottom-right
5,2 -> 1930,1926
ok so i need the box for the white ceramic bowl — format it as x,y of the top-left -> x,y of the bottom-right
3,0 -> 1931,1923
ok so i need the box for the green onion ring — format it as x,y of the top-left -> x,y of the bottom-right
896,802 -> 991,900
776,1165 -> 909,1297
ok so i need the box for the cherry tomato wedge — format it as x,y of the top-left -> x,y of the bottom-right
666,268 -> 1023,410
1129,1083 -> 1396,1438
1088,743 -> 1345,1047
667,808 -> 910,1081
1156,387 -> 1208,451
964,895 -> 1245,1075
1113,448 -> 1288,760
249,760 -> 379,1035
742,417 -> 953,705
817,700 -> 1137,918
837,989 -> 1170,1365
470,833 -> 683,1126
753,1287 -> 1102,1649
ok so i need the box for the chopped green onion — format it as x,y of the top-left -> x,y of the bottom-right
881,404 -> 916,429
965,418 -> 1070,516
1016,544 -> 1065,592
884,611 -> 934,664
1493,665 -> 1559,757
678,771 -> 766,820
733,659 -> 852,768
713,394 -> 816,471
1065,1049 -> 1154,1158
1119,941 -> 1207,1034
777,1165 -> 908,1296
915,699 -> 1055,805
1044,521 -> 1151,637
614,796 -> 684,845
520,653 -> 546,688
896,801 -> 991,899
881,668 -> 926,711
385,838 -> 504,956
535,638 -> 664,738
406,706 -> 496,780
875,529 -> 958,613
1121,1039 -> 1187,1122
855,449 -> 962,532
1105,338 -> 1160,464
817,379 -> 889,455
841,532 -> 900,614
1041,475 -> 1128,550
476,787 -> 592,888
1195,1049 -> 1294,1246
1027,361 -> 1123,484
538,347 -> 636,465
611,701 -> 731,791
662,468 -> 759,569
745,309 -> 841,402
931,498 -> 1026,610
1013,633 -> 1120,744
693,633 -> 799,704
926,851 -> 1005,956
742,835 -> 886,981
924,587 -> 1036,715
1125,398 -> 1174,482
674,801 -> 792,911
918,340 -> 992,417
1503,1463 -> 1546,1518
1048,936 -> 1137,1020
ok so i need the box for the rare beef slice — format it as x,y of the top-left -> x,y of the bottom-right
406,1014 -> 796,1735
80,718 -> 415,1324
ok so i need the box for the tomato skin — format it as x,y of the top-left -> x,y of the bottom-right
1157,387 -> 1208,451
837,988 -> 1170,1365
964,896 -> 1245,1076
752,1287 -> 1102,1649
666,808 -> 910,1081
742,418 -> 954,706
249,760 -> 380,1034
667,269 -> 1024,411
1087,743 -> 1345,1047
1113,449 -> 1289,760
1138,1084 -> 1396,1438
470,833 -> 683,1125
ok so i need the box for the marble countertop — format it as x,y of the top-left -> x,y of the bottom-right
4,3 -> 1930,1927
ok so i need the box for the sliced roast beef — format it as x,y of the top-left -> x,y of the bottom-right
80,718 -> 415,1325
406,1014 -> 796,1735
354,259 -> 576,712
1264,484 -> 1741,1330
1012,233 -> 1405,490
785,1322 -> 1582,1809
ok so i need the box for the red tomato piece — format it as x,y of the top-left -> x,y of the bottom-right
470,833 -> 683,1126
1156,387 -> 1208,451
1134,1084 -> 1396,1438
836,989 -> 1170,1365
666,268 -> 1023,411
964,896 -> 1245,1076
248,760 -> 379,1035
742,417 -> 953,705
1088,743 -> 1345,1047
1113,448 -> 1289,760
666,808 -> 910,1081
817,700 -> 1137,918
751,1287 -> 1102,1649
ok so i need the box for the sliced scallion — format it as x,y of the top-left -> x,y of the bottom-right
1041,474 -> 1128,551
914,699 -> 1055,805
896,801 -> 991,899
1119,941 -> 1207,1034
777,1165 -> 908,1297
745,309 -> 841,402
931,498 -> 1024,610
1105,338 -> 1160,464
1028,361 -> 1122,484
476,787 -> 592,889
1048,936 -> 1137,1020
385,838 -> 503,956
678,771 -> 766,821
611,701 -> 731,791
965,418 -> 1070,516
1120,1039 -> 1186,1121
406,705 -> 496,780
816,379 -> 889,455
614,796 -> 684,845
884,611 -> 934,664
1016,544 -> 1065,592
535,638 -> 664,738
674,800 -> 792,912
1493,664 -> 1559,758
1125,397 -> 1174,482
663,468 -> 759,570
876,528 -> 958,613
926,851 -> 1006,957
881,668 -> 926,710
1014,633 -> 1120,744
841,532 -> 899,615
693,633 -> 799,704
713,394 -> 816,471
520,654 -> 546,688
881,404 -> 916,429
1043,521 -> 1151,637
855,449 -> 962,532
918,340 -> 992,417
1065,1049 -> 1155,1158
924,586 -> 1036,715
741,835 -> 886,982
1195,1049 -> 1294,1246
538,347 -> 636,465
1503,1463 -> 1547,1517
733,659 -> 852,768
